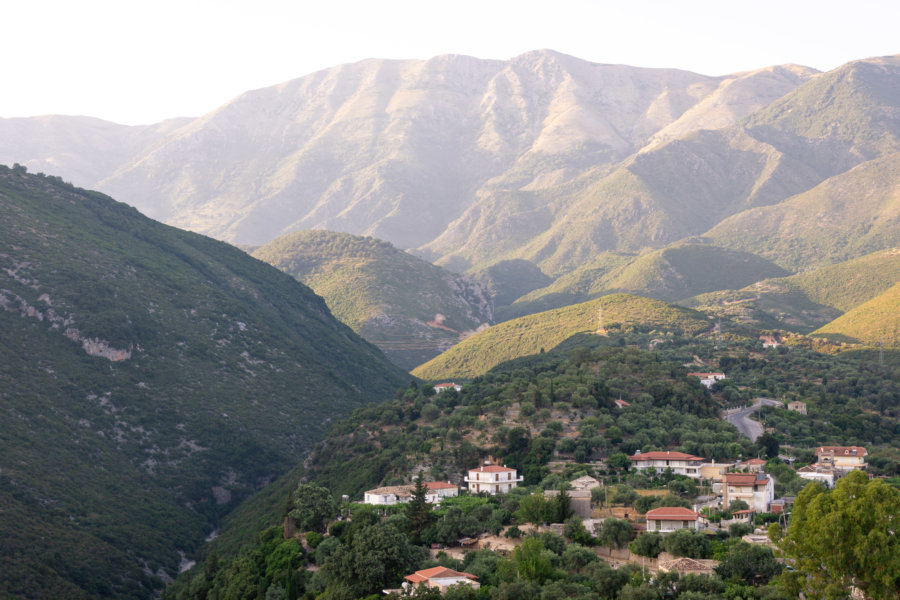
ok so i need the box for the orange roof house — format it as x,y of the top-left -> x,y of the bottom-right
629,451 -> 706,478
815,446 -> 867,472
645,507 -> 700,532
404,567 -> 480,591
723,472 -> 774,512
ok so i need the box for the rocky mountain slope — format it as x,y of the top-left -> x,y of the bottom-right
3,51 -> 898,344
0,166 -> 406,599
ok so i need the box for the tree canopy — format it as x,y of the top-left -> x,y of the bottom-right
774,471 -> 900,599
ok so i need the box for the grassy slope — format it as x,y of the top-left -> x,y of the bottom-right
506,244 -> 787,318
812,282 -> 900,346
253,230 -> 493,370
0,166 -> 406,599
683,248 -> 900,331
411,294 -> 712,380
704,153 -> 900,271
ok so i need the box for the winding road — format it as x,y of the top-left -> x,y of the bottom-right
723,398 -> 781,441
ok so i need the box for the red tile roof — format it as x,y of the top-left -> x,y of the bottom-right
645,507 -> 700,520
425,481 -> 457,490
470,465 -> 516,472
405,567 -> 477,583
629,451 -> 706,462
815,446 -> 867,457
724,473 -> 770,486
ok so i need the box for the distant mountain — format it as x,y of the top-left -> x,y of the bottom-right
0,115 -> 185,187
411,293 -> 712,380
812,282 -> 900,346
4,51 -> 898,348
0,166 -> 405,598
683,248 -> 900,330
252,230 -> 492,369
704,152 -> 900,271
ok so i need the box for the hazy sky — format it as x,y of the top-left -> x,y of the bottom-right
3,0 -> 897,125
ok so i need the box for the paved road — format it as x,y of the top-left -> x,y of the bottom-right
724,398 -> 781,442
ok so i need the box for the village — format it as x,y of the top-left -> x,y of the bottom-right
358,443 -> 868,594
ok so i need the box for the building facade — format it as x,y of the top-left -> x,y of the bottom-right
645,507 -> 701,532
465,465 -> 523,494
629,451 -> 706,478
723,472 -> 774,512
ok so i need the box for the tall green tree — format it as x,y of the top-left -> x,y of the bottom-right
288,484 -> 339,533
406,476 -> 432,536
774,471 -> 900,599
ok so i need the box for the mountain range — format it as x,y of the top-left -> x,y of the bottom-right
2,50 -> 897,349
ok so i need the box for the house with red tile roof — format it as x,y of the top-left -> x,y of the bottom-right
645,507 -> 701,532
403,567 -> 479,592
464,465 -> 523,494
723,472 -> 774,512
815,446 -> 867,473
628,450 -> 706,478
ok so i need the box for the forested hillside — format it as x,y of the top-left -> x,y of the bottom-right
253,230 -> 493,369
0,166 -> 406,599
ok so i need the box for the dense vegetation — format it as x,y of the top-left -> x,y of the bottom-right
412,294 -> 713,379
508,244 -> 788,318
683,247 -> 900,332
0,166 -> 406,599
253,230 -> 493,369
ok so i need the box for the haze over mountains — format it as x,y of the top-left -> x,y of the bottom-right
2,50 -> 899,345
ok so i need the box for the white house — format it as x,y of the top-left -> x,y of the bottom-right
723,472 -> 775,512
797,464 -> 836,488
363,481 -> 459,505
434,382 -> 462,393
425,481 -> 459,501
628,451 -> 706,478
403,567 -> 479,592
686,372 -> 726,389
363,485 -> 414,505
759,335 -> 781,348
464,465 -> 523,494
645,507 -> 701,532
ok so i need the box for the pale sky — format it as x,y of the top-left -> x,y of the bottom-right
2,0 -> 897,125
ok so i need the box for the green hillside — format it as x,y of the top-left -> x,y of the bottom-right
743,55 -> 900,156
411,294 -> 712,380
705,153 -> 900,271
813,282 -> 900,346
683,248 -> 900,330
506,244 -> 787,318
252,230 -> 493,370
0,166 -> 406,599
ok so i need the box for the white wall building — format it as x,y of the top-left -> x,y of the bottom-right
629,451 -> 706,478
464,465 -> 523,494
723,472 -> 775,512
645,507 -> 701,532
